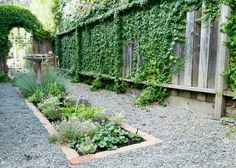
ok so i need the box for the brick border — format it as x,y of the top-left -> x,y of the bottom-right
26,102 -> 162,165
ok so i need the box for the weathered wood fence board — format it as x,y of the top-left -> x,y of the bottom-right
33,38 -> 52,54
214,5 -> 231,119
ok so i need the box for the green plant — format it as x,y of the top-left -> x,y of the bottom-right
14,71 -> 39,96
60,104 -> 103,120
50,118 -> 97,147
0,72 -> 8,82
92,111 -> 108,123
38,96 -> 62,122
63,95 -> 74,107
90,78 -> 104,91
52,118 -> 84,143
0,5 -> 50,69
77,136 -> 97,155
110,113 -> 123,126
55,1 -> 221,105
26,89 -> 45,103
93,122 -> 137,150
135,86 -> 170,106
42,66 -> 67,96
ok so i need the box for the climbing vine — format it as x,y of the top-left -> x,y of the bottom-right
223,0 -> 236,95
0,5 -> 50,60
56,0 -> 223,105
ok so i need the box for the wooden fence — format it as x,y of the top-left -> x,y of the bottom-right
163,6 -> 231,119
56,5 -> 234,119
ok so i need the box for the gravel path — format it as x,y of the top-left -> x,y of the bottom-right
1,82 -> 236,168
0,83 -> 69,168
68,83 -> 236,168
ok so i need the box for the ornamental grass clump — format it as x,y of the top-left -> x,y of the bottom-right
15,71 -> 39,96
14,66 -> 67,103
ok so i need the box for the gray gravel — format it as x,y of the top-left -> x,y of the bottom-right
0,83 -> 69,168
1,82 -> 236,168
68,83 -> 236,168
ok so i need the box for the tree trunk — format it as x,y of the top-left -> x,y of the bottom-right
0,56 -> 3,73
3,56 -> 8,73
0,55 -> 8,74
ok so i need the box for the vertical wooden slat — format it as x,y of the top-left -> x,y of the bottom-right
182,11 -> 201,98
184,11 -> 195,86
214,5 -> 231,119
172,43 -> 184,96
191,13 -> 201,87
207,21 -> 219,89
198,4 -> 211,89
197,2 -> 211,101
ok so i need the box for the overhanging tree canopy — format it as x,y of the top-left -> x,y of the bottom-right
0,4 -> 49,72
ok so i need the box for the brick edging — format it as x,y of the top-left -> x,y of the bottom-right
26,102 -> 162,165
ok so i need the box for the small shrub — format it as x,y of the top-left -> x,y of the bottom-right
90,78 -> 104,91
77,137 -> 97,155
135,86 -> 170,106
38,96 -> 62,122
110,113 -> 123,126
27,89 -> 45,103
92,111 -> 107,123
53,118 -> 84,143
51,118 -> 97,145
63,95 -> 74,107
0,72 -> 8,82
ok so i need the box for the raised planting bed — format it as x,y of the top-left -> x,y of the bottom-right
26,98 -> 162,165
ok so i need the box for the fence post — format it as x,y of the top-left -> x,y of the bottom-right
214,5 -> 231,119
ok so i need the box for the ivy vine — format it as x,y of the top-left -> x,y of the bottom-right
0,5 -> 50,60
56,0 -> 224,105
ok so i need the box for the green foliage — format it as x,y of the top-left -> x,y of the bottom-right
135,86 -> 170,106
56,0 -> 221,105
38,96 -> 63,122
50,102 -> 142,154
0,5 -> 50,58
52,118 -> 86,143
223,1 -> 236,96
15,67 -> 67,100
60,104 -> 103,120
14,71 -> 39,96
27,89 -> 45,103
90,78 -> 104,91
93,122 -> 137,150
77,136 -> 97,155
43,66 -> 67,96
110,113 -> 123,126
0,72 -> 8,82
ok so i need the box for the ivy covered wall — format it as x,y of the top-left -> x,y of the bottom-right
56,0 -> 236,104
56,0 -> 214,83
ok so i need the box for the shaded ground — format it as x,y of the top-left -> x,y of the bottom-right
0,83 -> 236,168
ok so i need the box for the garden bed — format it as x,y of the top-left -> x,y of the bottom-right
26,102 -> 162,165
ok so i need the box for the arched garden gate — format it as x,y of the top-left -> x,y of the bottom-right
0,5 -> 52,73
